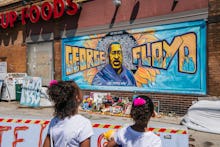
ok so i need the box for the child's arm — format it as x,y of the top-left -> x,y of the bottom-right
43,135 -> 51,147
80,137 -> 91,147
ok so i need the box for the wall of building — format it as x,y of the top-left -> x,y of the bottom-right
61,0 -> 208,115
0,24 -> 26,73
207,0 -> 220,96
54,40 -> 62,80
1,0 -> 219,115
24,0 -> 208,37
77,0 -> 207,28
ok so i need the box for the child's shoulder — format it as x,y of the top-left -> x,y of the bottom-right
50,116 -> 60,123
48,116 -> 61,128
69,114 -> 92,124
116,125 -> 131,134
144,131 -> 161,141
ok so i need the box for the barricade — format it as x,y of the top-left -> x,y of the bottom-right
0,117 -> 188,147
93,123 -> 188,147
0,118 -> 49,147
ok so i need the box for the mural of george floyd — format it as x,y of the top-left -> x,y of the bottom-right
62,20 -> 206,95
1,0 -> 219,115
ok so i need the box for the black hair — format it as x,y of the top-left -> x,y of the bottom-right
107,41 -> 121,54
130,95 -> 154,127
47,80 -> 81,119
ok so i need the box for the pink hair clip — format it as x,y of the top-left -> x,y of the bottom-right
133,97 -> 146,106
49,80 -> 58,87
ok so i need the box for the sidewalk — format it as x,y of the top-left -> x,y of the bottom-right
0,101 -> 220,147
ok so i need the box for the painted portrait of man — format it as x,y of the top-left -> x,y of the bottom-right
92,42 -> 136,86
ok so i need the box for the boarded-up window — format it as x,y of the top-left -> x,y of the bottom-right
27,42 -> 54,86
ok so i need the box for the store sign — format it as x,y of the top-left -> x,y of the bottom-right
0,0 -> 79,29
62,20 -> 207,95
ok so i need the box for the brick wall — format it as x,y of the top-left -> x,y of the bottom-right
0,24 -> 26,73
0,0 -> 19,7
208,0 -> 220,95
54,40 -> 62,80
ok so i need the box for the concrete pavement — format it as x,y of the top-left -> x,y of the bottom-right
0,101 -> 220,147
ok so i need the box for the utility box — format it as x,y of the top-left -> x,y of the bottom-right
15,84 -> 22,101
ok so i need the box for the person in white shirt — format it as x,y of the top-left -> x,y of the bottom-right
106,95 -> 162,147
43,80 -> 93,147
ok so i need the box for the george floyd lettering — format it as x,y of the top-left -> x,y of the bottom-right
0,0 -> 79,29
65,33 -> 197,75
